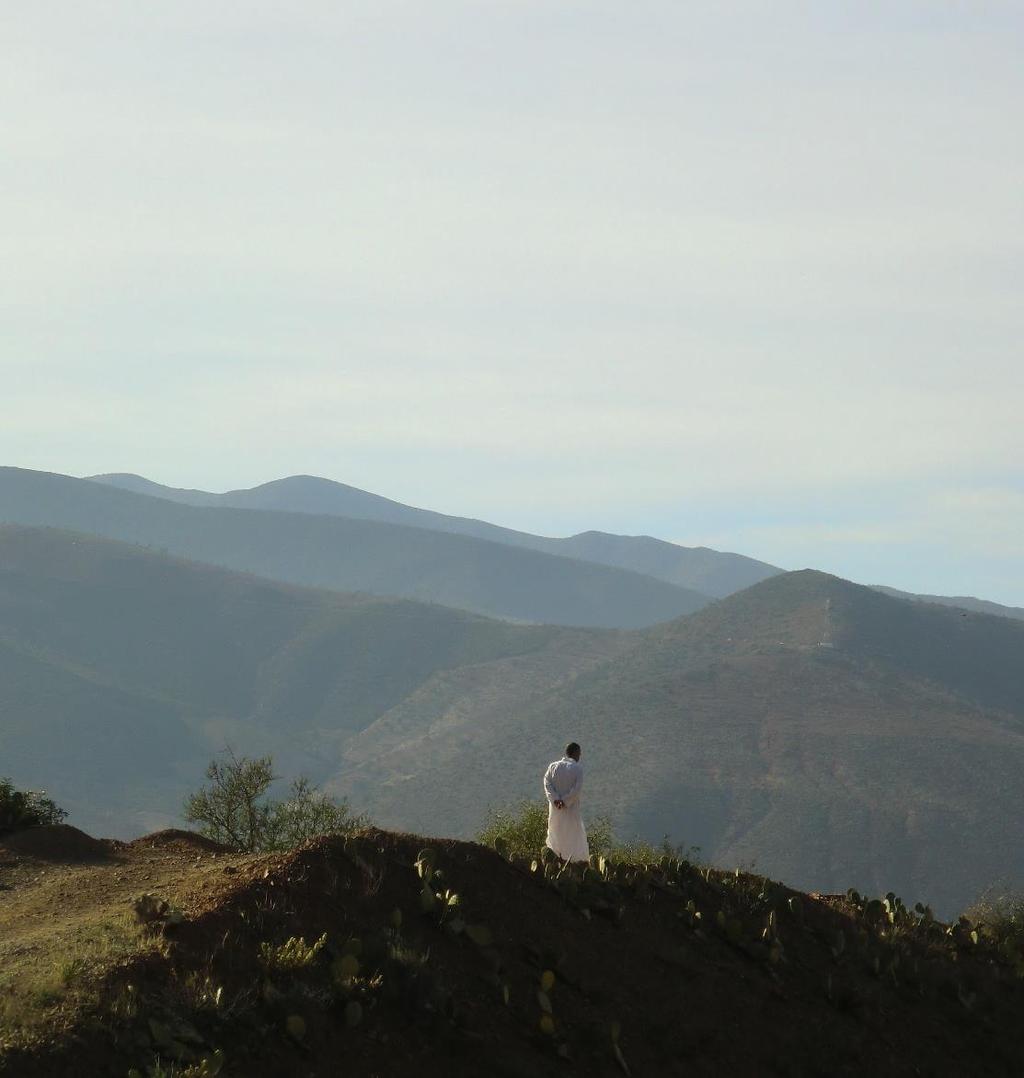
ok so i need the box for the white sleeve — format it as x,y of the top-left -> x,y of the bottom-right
561,765 -> 583,806
543,764 -> 558,803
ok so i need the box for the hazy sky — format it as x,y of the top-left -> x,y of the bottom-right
3,3 -> 1022,603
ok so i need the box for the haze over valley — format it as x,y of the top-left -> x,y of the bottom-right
2,471 -> 1022,916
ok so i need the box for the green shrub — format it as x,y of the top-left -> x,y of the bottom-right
963,888 -> 1024,956
611,836 -> 701,865
0,778 -> 67,834
478,800 -> 700,867
476,800 -> 611,860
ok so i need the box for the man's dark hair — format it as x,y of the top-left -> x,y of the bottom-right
565,742 -> 581,760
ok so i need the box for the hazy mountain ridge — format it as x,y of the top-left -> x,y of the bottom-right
4,526 -> 1023,912
0,525 -> 629,836
0,467 -> 709,629
87,471 -> 780,598
88,471 -> 1023,620
872,584 -> 1024,623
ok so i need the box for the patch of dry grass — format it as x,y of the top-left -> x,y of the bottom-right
0,910 -> 157,1042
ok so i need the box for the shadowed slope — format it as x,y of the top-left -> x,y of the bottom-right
2,826 -> 1023,1076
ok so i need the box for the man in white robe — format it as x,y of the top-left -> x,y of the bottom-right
543,742 -> 589,862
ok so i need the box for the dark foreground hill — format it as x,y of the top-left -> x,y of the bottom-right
0,467 -> 711,628
2,825 -> 1023,1077
336,571 -> 1024,917
88,471 -> 781,598
0,525 -> 628,836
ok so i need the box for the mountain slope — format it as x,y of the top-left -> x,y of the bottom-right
873,584 -> 1024,623
6,520 -> 1024,914
88,472 -> 781,598
0,525 -> 628,836
1,468 -> 710,628
334,571 -> 1024,916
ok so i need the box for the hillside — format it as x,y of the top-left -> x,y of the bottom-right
0,468 -> 711,629
2,824 -> 1023,1077
873,585 -> 1024,623
0,526 -> 628,837
87,472 -> 781,598
5,524 -> 1024,915
333,571 -> 1024,917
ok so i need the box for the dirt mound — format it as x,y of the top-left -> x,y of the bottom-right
127,828 -> 233,855
0,824 -> 118,863
3,827 -> 1024,1077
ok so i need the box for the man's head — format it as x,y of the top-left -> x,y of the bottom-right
565,742 -> 581,761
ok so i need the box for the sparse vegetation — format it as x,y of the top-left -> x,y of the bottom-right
5,818 -> 1024,1076
182,751 -> 368,853
0,777 -> 67,834
964,887 -> 1024,973
259,932 -> 328,973
477,800 -> 613,860
477,800 -> 694,865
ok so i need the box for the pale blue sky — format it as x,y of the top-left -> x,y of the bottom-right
2,2 -> 1022,603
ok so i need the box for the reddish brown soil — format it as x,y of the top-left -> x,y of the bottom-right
127,828 -> 234,855
2,828 -> 1023,1077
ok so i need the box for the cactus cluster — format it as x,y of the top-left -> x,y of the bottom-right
415,847 -> 465,929
259,932 -> 328,972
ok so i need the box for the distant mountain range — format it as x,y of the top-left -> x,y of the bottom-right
86,472 -> 780,598
0,525 -> 628,837
872,585 -> 1024,623
86,471 -> 1024,622
333,568 -> 1024,915
2,524 -> 1022,915
0,467 -> 711,629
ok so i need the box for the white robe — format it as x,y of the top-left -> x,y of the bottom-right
543,756 -> 589,862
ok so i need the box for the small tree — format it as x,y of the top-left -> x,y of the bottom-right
184,750 -> 368,852
0,778 -> 67,834
183,751 -> 276,851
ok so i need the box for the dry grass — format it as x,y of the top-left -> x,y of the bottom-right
0,910 -> 156,1039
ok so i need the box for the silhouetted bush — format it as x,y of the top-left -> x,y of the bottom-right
0,778 -> 67,834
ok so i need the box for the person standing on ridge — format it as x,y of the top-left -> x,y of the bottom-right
543,742 -> 589,862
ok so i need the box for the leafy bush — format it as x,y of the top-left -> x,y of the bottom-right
0,778 -> 67,834
264,776 -> 371,852
477,799 -> 614,860
611,836 -> 702,865
184,751 -> 369,853
478,799 -> 701,866
963,888 -> 1024,959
